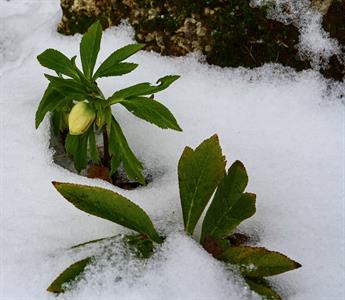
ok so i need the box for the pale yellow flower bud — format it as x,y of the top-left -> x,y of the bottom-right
68,101 -> 96,135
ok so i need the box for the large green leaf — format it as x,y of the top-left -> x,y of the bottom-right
80,21 -> 102,79
35,84 -> 69,128
220,246 -> 301,277
47,257 -> 92,293
93,44 -> 144,79
245,277 -> 282,300
109,75 -> 180,102
120,97 -> 182,131
201,161 -> 255,244
52,182 -> 162,243
44,74 -> 86,100
178,135 -> 226,234
108,117 -> 145,184
37,49 -> 79,80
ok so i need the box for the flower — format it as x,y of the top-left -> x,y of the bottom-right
68,101 -> 96,135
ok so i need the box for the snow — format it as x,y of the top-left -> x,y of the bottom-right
0,0 -> 344,300
253,0 -> 342,67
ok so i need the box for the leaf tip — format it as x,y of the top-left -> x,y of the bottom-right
52,181 -> 62,189
233,160 -> 245,170
294,260 -> 302,269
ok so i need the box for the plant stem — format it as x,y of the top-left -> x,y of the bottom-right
102,127 -> 110,168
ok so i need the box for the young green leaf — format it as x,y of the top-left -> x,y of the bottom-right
37,49 -> 79,80
35,84 -> 69,128
93,62 -> 138,79
98,44 -> 144,67
108,117 -> 145,184
178,135 -> 226,234
201,161 -> 255,244
80,21 -> 102,79
47,257 -> 92,293
120,97 -> 182,131
44,74 -> 86,100
93,43 -> 145,79
220,246 -> 302,277
109,75 -> 180,102
245,277 -> 282,300
52,182 -> 162,243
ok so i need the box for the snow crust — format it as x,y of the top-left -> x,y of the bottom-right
0,1 -> 344,299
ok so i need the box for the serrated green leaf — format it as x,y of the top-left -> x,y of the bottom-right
94,62 -> 138,78
178,135 -> 226,234
52,182 -> 162,243
47,257 -> 92,293
245,277 -> 282,300
109,75 -> 180,102
37,49 -> 79,80
93,43 -> 144,79
44,74 -> 86,100
108,117 -> 145,184
120,97 -> 182,131
201,161 -> 255,244
35,84 -> 69,128
80,21 -> 102,79
220,246 -> 302,277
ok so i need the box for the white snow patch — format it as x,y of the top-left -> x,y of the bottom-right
252,0 -> 342,67
0,1 -> 344,300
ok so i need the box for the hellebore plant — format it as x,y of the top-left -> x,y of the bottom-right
47,135 -> 301,299
35,21 -> 182,184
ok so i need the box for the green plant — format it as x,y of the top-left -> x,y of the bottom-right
36,21 -> 182,184
178,135 -> 301,299
47,181 -> 163,293
47,136 -> 300,299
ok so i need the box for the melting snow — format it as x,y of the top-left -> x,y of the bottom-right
0,0 -> 344,299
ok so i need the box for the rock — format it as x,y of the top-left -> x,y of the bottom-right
320,0 -> 345,80
311,0 -> 334,15
57,0 -> 344,81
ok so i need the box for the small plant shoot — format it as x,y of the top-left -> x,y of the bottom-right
48,135 -> 300,300
36,21 -> 182,185
178,135 -> 301,299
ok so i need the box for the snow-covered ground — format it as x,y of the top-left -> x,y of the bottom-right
0,0 -> 344,299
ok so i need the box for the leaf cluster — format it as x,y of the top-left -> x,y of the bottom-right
36,21 -> 181,184
178,135 -> 301,299
47,136 -> 300,300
